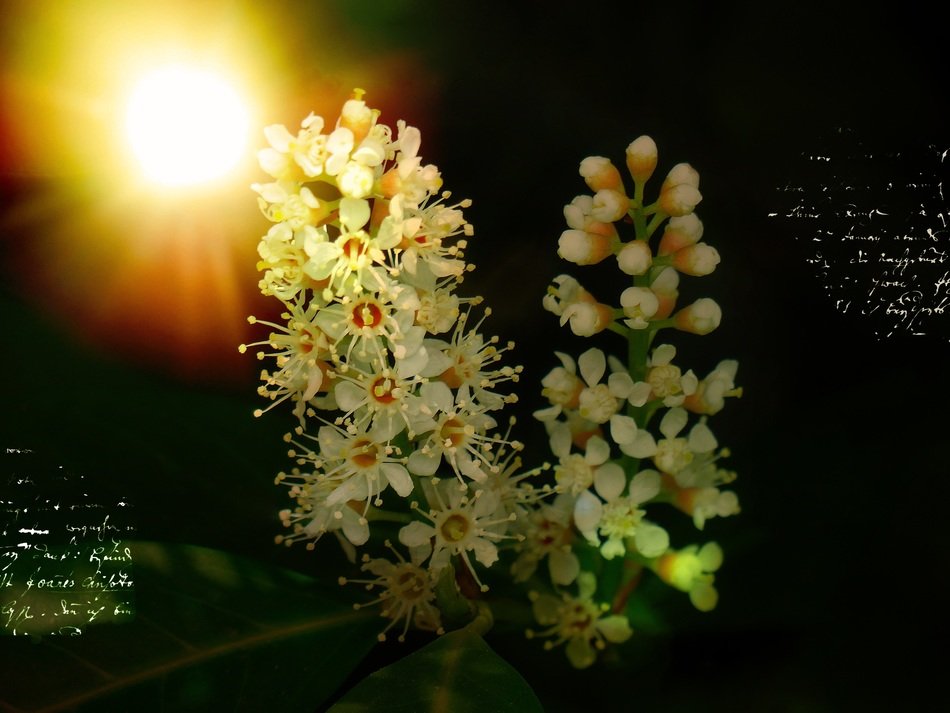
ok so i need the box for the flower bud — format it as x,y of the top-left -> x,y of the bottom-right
340,92 -> 374,144
620,287 -> 659,329
658,163 -> 702,217
661,163 -> 700,191
658,214 -> 704,255
561,301 -> 614,337
626,135 -> 658,183
563,195 -> 593,229
673,298 -> 722,335
659,184 -> 702,217
672,243 -> 721,276
616,240 -> 653,275
651,266 -> 680,319
591,189 -> 630,223
337,161 -> 375,199
558,230 -> 614,266
579,156 -> 624,192
542,274 -> 585,316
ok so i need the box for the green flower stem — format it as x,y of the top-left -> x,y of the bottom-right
632,181 -> 647,237
610,561 -> 644,614
464,601 -> 494,637
607,322 -> 631,338
434,562 -> 478,630
365,508 -> 413,524
645,212 -> 666,239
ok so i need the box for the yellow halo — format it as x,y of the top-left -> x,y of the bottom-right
124,65 -> 250,187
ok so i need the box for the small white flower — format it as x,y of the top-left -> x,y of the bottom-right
684,360 -> 740,415
653,407 -> 717,475
406,381 -> 502,483
343,541 -> 444,642
550,429 -> 620,497
573,468 -> 668,559
398,483 -> 515,591
511,493 -> 579,586
527,572 -> 632,669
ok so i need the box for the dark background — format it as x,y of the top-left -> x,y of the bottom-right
2,1 -> 948,710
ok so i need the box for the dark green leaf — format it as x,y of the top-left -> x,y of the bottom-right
329,628 -> 543,713
0,541 -> 380,712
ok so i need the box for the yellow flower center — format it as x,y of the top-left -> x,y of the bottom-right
440,513 -> 470,543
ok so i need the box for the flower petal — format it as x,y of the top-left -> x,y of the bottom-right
472,538 -> 498,568
578,347 -> 606,386
407,450 -> 440,476
660,407 -> 688,439
566,637 -> 596,669
688,420 -> 718,453
573,491 -> 603,535
548,549 -> 580,585
597,615 -> 633,643
633,521 -> 669,557
651,343 -> 676,366
594,463 -> 625,502
399,520 -> 434,548
619,430 -> 657,458
381,463 -> 413,497
698,542 -> 724,571
584,435 -> 610,466
629,469 -> 660,503
609,414 -> 638,445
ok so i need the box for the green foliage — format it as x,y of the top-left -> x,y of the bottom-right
330,628 -> 543,713
0,542 -> 380,712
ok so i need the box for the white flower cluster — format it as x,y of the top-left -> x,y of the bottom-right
244,91 -> 536,640
523,135 -> 742,667
245,98 -> 744,663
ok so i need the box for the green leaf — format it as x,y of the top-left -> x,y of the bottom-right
0,541 -> 380,712
329,628 -> 543,713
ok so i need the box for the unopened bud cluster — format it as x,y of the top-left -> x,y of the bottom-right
527,135 -> 742,667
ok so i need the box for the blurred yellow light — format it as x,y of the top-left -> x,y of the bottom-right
124,65 -> 250,187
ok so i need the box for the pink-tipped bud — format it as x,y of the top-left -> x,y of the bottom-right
563,195 -> 593,229
659,163 -> 702,217
651,266 -> 680,319
674,298 -> 722,335
580,156 -> 624,192
659,184 -> 702,217
591,189 -> 630,222
558,229 -> 614,266
616,240 -> 653,275
626,135 -> 658,183
661,163 -> 700,191
561,301 -> 614,337
658,214 -> 704,255
672,243 -> 720,276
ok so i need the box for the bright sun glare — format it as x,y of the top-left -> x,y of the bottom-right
125,65 -> 250,187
